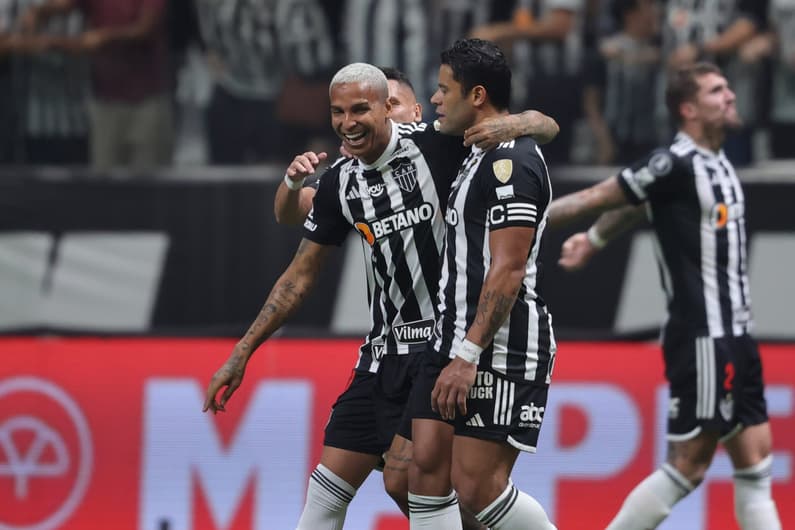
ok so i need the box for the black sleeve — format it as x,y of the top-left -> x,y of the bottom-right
477,142 -> 547,231
304,156 -> 347,190
301,165 -> 350,245
410,123 -> 470,202
616,148 -> 687,204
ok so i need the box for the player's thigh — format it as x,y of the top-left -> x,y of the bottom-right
324,370 -> 383,456
723,422 -> 773,469
319,445 -> 381,489
666,431 -> 719,483
375,353 -> 419,449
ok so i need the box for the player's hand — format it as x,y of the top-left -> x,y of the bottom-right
285,151 -> 328,186
558,232 -> 599,272
463,114 -> 519,150
431,356 -> 477,420
203,348 -> 248,414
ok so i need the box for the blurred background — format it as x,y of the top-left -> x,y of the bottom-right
1,1 -> 794,529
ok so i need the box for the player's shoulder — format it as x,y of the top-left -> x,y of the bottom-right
315,155 -> 353,192
634,146 -> 688,179
482,136 -> 542,166
396,121 -> 429,138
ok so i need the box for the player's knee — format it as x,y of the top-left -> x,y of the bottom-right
410,443 -> 447,476
450,468 -> 502,514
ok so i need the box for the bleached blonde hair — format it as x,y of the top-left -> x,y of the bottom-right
329,62 -> 389,99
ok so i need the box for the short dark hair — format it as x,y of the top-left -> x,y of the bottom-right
379,66 -> 415,93
665,62 -> 722,125
440,38 -> 511,111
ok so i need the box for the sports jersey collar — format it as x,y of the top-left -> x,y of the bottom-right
359,119 -> 399,171
675,131 -> 724,159
470,145 -> 484,156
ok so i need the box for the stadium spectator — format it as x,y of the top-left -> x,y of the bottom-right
659,0 -> 768,166
470,0 -> 587,165
582,0 -> 661,165
407,38 -> 557,529
19,0 -> 174,172
338,0 -> 431,116
547,62 -> 782,530
739,0 -> 795,159
194,0 -> 335,164
203,61 -> 558,529
0,0 -> 89,165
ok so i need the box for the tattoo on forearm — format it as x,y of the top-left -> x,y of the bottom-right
475,289 -> 516,343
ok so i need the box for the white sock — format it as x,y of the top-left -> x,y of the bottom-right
475,480 -> 556,530
295,464 -> 356,530
408,491 -> 463,529
606,464 -> 694,529
734,455 -> 781,530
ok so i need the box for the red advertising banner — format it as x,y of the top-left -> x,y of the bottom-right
0,337 -> 793,530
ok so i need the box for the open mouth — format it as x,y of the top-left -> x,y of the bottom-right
343,131 -> 367,148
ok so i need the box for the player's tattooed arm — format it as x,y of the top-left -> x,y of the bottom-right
546,175 -> 629,230
239,239 -> 330,358
204,239 -> 330,414
474,290 -> 517,342
465,226 -> 534,348
463,110 -> 560,149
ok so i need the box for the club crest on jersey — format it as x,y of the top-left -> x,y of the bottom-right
492,159 -> 513,183
393,161 -> 418,193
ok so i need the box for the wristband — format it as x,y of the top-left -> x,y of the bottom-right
586,225 -> 608,249
457,338 -> 484,364
284,173 -> 305,191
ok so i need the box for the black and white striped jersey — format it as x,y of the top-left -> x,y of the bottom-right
617,132 -> 753,338
303,120 -> 468,372
432,136 -> 557,385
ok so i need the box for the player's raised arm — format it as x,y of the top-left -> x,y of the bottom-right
463,109 -> 559,149
558,204 -> 647,271
203,238 -> 331,413
273,151 -> 328,225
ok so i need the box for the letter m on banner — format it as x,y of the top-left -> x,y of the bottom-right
140,379 -> 311,530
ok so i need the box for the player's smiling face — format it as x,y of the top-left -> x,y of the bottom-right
431,64 -> 476,136
330,81 -> 392,164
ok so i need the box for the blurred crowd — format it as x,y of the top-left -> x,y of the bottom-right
0,0 -> 793,171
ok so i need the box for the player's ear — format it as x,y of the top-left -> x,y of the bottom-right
471,85 -> 487,107
680,100 -> 697,122
413,102 -> 423,122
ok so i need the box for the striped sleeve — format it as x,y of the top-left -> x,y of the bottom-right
477,145 -> 545,230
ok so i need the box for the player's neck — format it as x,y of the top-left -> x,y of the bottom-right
681,123 -> 725,154
471,108 -> 508,130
